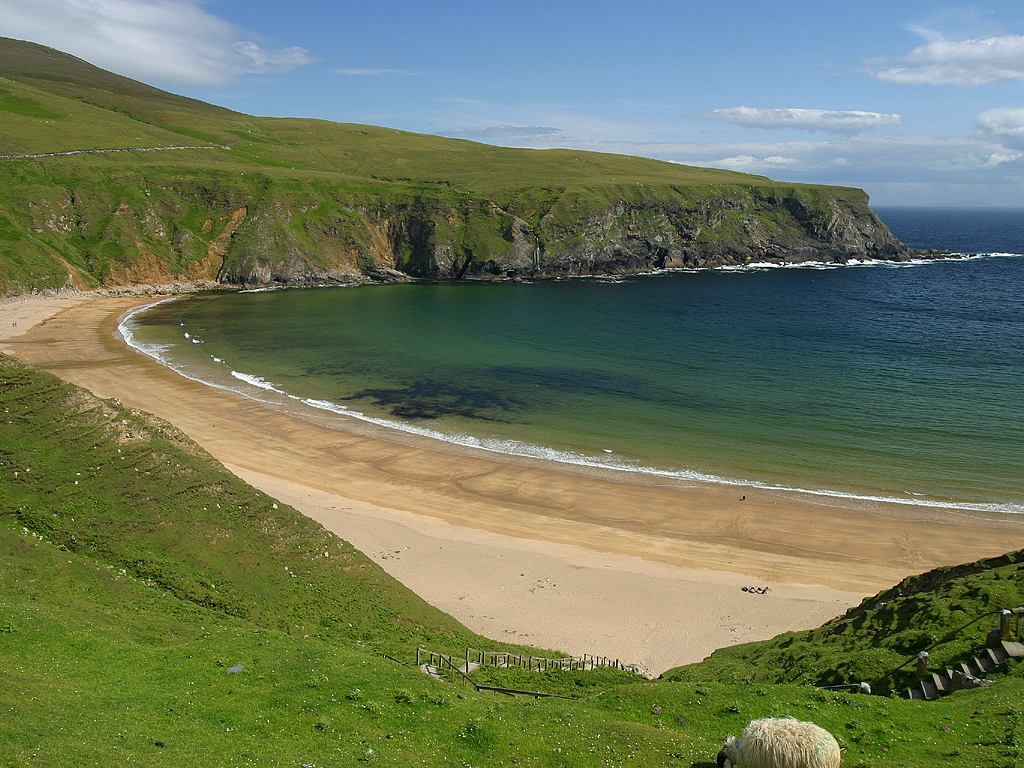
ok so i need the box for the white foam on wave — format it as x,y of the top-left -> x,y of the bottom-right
296,398 -> 1023,516
639,251 -> 1023,277
117,298 -> 180,365
230,370 -> 285,394
118,298 -> 284,400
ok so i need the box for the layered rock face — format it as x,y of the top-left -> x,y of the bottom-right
219,185 -> 910,285
5,169 -> 911,293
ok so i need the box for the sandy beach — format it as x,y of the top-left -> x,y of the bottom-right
4,293 -> 1024,674
0,292 -> 90,354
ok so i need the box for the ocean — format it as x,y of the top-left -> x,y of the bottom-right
123,207 -> 1024,513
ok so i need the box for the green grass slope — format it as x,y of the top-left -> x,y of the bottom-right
0,38 -> 760,189
663,551 -> 1024,695
0,37 -> 238,144
0,353 -> 500,655
3,354 -> 1024,766
0,75 -> 199,155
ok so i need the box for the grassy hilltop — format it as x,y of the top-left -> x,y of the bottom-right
3,354 -> 1024,766
0,38 -> 908,294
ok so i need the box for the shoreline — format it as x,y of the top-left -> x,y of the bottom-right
114,294 -> 1024,515
110,294 -> 1024,518
117,256 -> 1024,517
4,293 -> 1024,674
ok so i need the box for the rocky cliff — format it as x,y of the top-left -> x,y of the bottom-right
363,184 -> 908,280
1,160 -> 911,294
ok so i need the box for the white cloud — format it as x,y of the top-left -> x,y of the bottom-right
334,68 -> 417,76
234,41 -> 313,75
458,125 -> 564,139
869,31 -> 1024,86
982,150 -> 1023,167
534,134 -> 1023,182
716,154 -> 799,170
430,96 -> 649,144
424,98 -> 1023,204
0,0 -> 313,86
976,107 -> 1024,142
710,106 -> 903,134
428,98 -> 1024,192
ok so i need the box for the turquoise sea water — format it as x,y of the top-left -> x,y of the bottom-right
124,209 -> 1024,513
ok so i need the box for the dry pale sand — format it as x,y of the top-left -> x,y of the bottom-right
4,294 -> 1024,674
0,293 -> 89,354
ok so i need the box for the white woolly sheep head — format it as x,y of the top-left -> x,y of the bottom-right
717,735 -> 737,768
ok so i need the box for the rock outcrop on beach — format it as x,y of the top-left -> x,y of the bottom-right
0,37 -> 911,293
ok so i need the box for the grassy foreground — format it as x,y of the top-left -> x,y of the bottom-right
2,354 -> 1024,766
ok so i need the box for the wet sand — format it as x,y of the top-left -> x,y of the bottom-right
4,294 -> 1022,674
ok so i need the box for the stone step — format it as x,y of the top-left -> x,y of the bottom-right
905,688 -> 925,700
931,672 -> 950,695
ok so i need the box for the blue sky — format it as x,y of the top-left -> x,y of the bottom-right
3,1 -> 1024,206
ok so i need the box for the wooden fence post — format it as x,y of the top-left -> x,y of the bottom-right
1000,609 -> 1012,640
916,651 -> 929,680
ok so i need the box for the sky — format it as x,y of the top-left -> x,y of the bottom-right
2,1 -> 1024,206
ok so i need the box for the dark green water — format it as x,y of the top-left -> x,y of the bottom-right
124,253 -> 1024,513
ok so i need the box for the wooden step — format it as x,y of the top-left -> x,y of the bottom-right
1002,640 -> 1024,658
920,679 -> 939,700
986,647 -> 1007,668
419,663 -> 442,680
931,672 -> 950,695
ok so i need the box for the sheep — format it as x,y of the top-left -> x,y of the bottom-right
717,717 -> 841,768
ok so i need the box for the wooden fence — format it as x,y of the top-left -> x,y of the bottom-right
464,647 -> 631,673
413,648 -> 575,698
